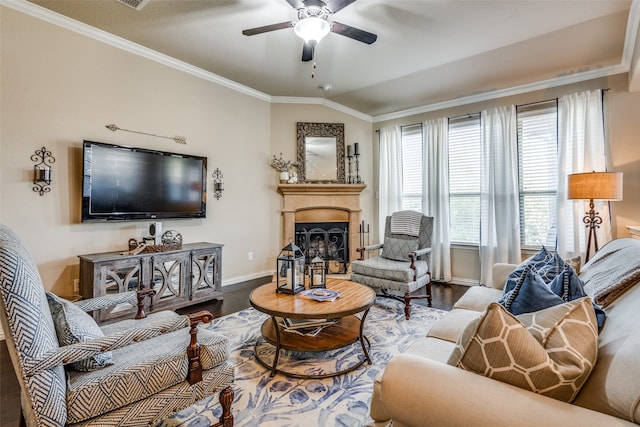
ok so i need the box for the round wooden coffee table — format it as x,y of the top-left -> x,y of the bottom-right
249,278 -> 376,378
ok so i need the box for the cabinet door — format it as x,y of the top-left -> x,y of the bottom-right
98,257 -> 144,322
149,253 -> 188,310
190,248 -> 222,302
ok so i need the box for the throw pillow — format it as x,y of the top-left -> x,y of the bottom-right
503,246 -> 555,294
381,236 -> 419,262
498,264 -> 564,315
46,292 -> 114,371
451,299 -> 598,403
549,263 -> 606,329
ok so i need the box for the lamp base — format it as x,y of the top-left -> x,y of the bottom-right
584,199 -> 602,262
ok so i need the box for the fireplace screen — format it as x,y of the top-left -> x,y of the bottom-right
294,222 -> 349,274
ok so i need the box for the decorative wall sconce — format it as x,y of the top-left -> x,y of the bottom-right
212,168 -> 224,200
31,146 -> 55,196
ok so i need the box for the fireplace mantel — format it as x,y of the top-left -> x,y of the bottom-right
277,184 -> 366,264
278,183 -> 366,196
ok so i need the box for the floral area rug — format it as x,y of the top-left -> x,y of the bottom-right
159,298 -> 445,427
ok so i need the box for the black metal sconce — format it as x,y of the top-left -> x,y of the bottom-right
212,168 -> 224,200
32,146 -> 55,196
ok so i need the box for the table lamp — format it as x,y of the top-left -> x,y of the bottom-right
567,171 -> 623,262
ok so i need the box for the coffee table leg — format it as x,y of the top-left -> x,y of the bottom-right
270,315 -> 281,377
359,308 -> 372,364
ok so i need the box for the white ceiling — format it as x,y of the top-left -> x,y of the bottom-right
22,0 -> 640,119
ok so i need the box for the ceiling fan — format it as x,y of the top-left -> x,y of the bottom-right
242,0 -> 377,62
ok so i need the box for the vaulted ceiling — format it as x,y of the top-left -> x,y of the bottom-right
24,0 -> 640,119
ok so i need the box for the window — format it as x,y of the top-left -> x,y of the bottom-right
400,124 -> 423,211
448,114 -> 481,244
517,100 -> 558,247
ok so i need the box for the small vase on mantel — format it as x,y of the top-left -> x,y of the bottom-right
279,171 -> 290,183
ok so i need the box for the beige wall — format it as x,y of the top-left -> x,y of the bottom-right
374,74 -> 640,284
0,6 -> 371,295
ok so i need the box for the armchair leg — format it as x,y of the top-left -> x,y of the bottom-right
218,386 -> 234,427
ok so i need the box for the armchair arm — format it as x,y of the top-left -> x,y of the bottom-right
356,243 -> 384,260
408,248 -> 432,280
187,310 -> 214,385
23,314 -> 190,376
74,289 -> 156,319
377,354 -> 633,427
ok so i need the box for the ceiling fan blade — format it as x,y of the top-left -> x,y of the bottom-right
325,0 -> 357,14
285,0 -> 305,9
302,40 -> 316,62
331,21 -> 377,44
242,21 -> 294,36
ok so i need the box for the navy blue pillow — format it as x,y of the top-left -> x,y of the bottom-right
549,263 -> 606,329
499,264 -> 565,315
503,246 -> 555,294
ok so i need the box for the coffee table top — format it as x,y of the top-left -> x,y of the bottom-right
249,278 -> 376,319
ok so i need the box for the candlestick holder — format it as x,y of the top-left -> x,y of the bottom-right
347,154 -> 354,183
31,146 -> 55,196
354,153 -> 362,184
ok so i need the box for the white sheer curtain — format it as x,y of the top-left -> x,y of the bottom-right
422,118 -> 452,282
479,106 -> 521,285
556,89 -> 609,261
378,126 -> 403,242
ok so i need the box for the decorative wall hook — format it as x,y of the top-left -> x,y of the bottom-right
31,146 -> 55,196
212,168 -> 224,200
105,123 -> 186,144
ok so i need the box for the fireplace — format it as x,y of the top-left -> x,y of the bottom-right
278,183 -> 366,267
295,221 -> 349,274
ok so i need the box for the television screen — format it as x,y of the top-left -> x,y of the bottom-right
82,140 -> 207,222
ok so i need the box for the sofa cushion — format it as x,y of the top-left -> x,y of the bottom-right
427,309 -> 482,343
65,327 -> 229,423
381,236 -> 419,261
498,264 -> 565,315
46,292 -> 114,371
453,286 -> 503,311
448,298 -> 598,403
574,281 -> 640,422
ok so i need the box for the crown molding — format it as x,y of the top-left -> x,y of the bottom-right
271,96 -> 372,122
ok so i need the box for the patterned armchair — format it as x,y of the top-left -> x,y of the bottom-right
0,225 -> 234,427
350,212 -> 433,319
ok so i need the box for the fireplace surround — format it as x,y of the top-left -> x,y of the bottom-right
278,183 -> 366,267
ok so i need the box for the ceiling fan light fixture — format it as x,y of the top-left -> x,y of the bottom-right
294,17 -> 330,43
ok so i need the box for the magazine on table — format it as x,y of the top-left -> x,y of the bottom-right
281,317 -> 337,329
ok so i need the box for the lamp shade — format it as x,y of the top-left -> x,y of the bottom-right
294,17 -> 330,43
567,171 -> 623,201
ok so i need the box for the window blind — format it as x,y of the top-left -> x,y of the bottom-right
517,100 -> 558,247
401,124 -> 423,211
448,114 -> 481,244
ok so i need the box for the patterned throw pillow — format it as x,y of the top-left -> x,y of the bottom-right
498,264 -> 564,315
549,263 -> 606,329
381,236 -> 419,262
503,246 -> 555,293
46,292 -> 114,371
449,298 -> 598,403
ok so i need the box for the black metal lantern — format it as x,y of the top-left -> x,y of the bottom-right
276,240 -> 305,294
308,255 -> 326,289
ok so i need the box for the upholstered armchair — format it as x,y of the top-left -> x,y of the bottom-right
0,225 -> 234,427
350,212 -> 433,319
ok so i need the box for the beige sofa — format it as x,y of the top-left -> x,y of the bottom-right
370,238 -> 640,426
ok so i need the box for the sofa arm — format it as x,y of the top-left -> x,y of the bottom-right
490,263 -> 518,290
376,354 -> 634,427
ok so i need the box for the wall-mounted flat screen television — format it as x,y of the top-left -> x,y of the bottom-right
82,140 -> 207,222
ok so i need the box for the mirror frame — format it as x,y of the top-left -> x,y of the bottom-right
296,122 -> 345,183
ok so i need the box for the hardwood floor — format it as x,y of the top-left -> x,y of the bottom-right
0,278 -> 467,426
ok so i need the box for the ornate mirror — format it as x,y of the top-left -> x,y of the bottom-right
296,122 -> 345,183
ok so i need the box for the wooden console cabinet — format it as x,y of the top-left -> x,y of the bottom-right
78,242 -> 223,323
